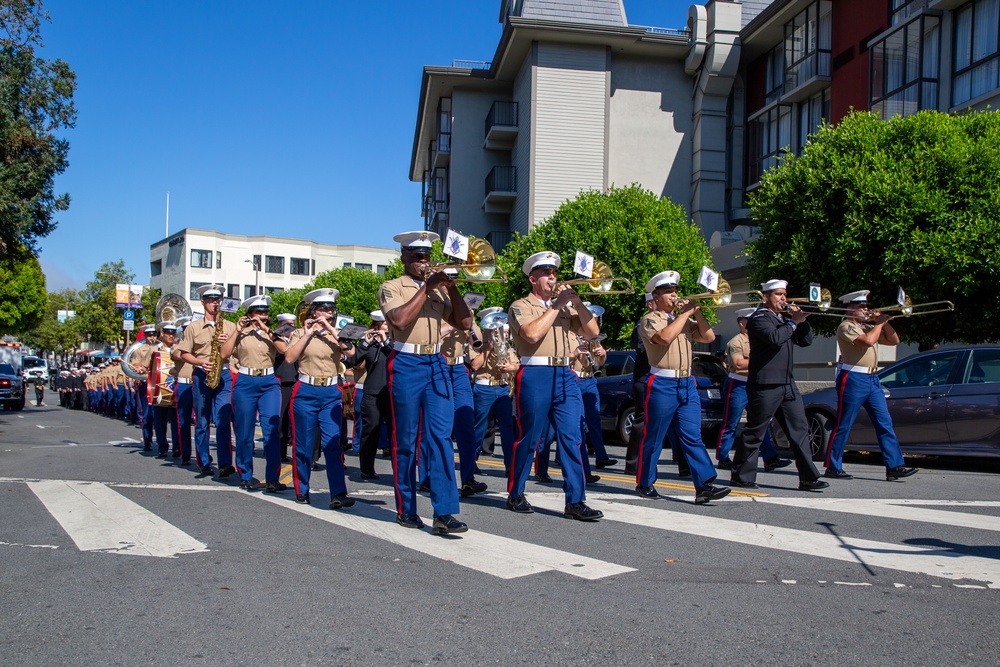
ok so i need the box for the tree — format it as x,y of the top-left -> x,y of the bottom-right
747,110 -> 1000,345
0,0 -> 76,258
20,287 -> 80,358
74,260 -> 148,352
0,249 -> 46,335
480,185 -> 715,348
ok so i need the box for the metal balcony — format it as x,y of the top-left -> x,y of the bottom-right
484,101 -> 518,149
484,166 -> 516,212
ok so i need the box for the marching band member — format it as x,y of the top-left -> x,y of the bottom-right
624,293 -> 656,475
131,324 -> 159,451
730,280 -> 827,491
715,308 -> 790,472
342,311 -> 393,480
469,309 -> 518,476
825,291 -> 917,482
274,312 -> 299,464
220,294 -> 287,492
637,271 -> 730,504
378,230 -> 471,535
437,322 -> 487,498
170,317 -> 194,467
151,321 -> 180,460
283,289 -> 357,508
573,314 -> 618,470
109,359 -> 126,421
174,284 -> 237,478
506,251 -> 603,521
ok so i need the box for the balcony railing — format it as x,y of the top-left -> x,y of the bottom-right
484,166 -> 516,212
782,50 -> 831,102
485,101 -> 518,147
452,59 -> 491,70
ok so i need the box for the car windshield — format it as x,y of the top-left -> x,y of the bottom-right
22,358 -> 44,369
0,363 -> 15,375
881,350 -> 962,388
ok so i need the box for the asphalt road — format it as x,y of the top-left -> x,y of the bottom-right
1,400 -> 998,667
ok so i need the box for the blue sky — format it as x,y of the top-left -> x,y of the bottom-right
38,0 -> 691,291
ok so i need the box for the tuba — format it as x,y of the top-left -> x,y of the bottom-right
155,293 -> 192,324
481,310 -> 513,388
121,341 -> 148,380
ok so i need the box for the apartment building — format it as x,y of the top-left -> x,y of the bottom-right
149,228 -> 399,312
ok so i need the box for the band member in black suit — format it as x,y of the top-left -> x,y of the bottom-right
730,279 -> 828,492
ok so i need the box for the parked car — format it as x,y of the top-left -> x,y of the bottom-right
21,355 -> 49,384
596,350 -> 726,445
799,346 -> 1000,460
0,362 -> 26,411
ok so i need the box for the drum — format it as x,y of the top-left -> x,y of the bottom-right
147,351 -> 176,407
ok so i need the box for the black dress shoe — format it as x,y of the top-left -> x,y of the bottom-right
239,478 -> 261,491
396,514 -> 424,529
180,459 -> 191,466
506,494 -> 534,513
431,515 -> 468,535
280,455 -> 292,463
716,458 -> 733,470
677,467 -> 691,478
418,480 -> 430,492
460,478 -> 488,497
586,474 -> 601,484
695,484 -> 732,504
595,458 -> 618,469
764,457 -> 792,472
379,448 -> 391,459
265,481 -> 288,493
563,502 -> 603,521
330,492 -> 356,510
198,465 -> 214,476
886,465 -> 917,481
798,479 -> 830,492
155,452 -> 168,459
218,464 -> 237,478
729,479 -> 759,489
312,463 -> 324,471
824,468 -> 854,480
535,472 -> 553,483
295,493 -> 310,504
143,446 -> 152,452
171,450 -> 181,458
636,485 -> 659,499
359,471 -> 380,481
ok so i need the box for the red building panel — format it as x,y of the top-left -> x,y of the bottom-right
830,0 -> 888,122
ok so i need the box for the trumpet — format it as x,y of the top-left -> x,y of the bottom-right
554,260 -> 634,296
427,237 -> 509,283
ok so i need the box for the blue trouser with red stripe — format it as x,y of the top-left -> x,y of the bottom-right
826,370 -> 905,471
473,383 -> 515,471
152,405 -> 178,455
388,351 -> 459,519
418,364 -> 475,484
535,420 -> 593,478
290,381 -> 347,498
715,377 -> 778,462
232,372 -> 282,484
637,375 -> 716,490
578,376 -> 612,461
174,382 -> 193,461
138,381 -> 153,447
510,365 -> 586,504
193,367 -> 233,470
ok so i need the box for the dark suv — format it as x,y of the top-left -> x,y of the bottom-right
595,351 -> 726,445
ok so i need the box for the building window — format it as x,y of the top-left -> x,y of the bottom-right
953,0 -> 999,106
312,259 -> 316,276
150,259 -> 162,277
265,286 -> 284,295
783,0 -> 832,93
190,282 -> 210,300
245,285 -> 257,299
252,255 -> 261,271
227,284 -> 240,299
343,262 -> 352,269
892,0 -> 931,26
290,257 -> 310,276
216,251 -> 222,269
747,105 -> 792,187
871,14 -> 940,118
796,88 -> 830,152
190,249 -> 212,269
377,265 -> 388,275
265,255 -> 284,274
356,263 -> 372,272
765,44 -> 784,104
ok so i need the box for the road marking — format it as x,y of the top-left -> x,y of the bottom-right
250,492 -> 633,580
754,497 -> 1000,533
526,494 -> 1000,589
31,437 -> 140,449
26,480 -> 208,558
36,424 -> 69,429
0,540 -> 59,550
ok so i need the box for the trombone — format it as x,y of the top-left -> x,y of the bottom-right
555,260 -> 635,296
782,288 -> 854,317
866,297 -> 955,319
679,279 -> 763,310
427,237 -> 508,283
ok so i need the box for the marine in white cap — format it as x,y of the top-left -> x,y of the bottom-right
825,290 -> 916,482
505,250 -> 604,521
623,287 -> 661,476
150,320 -> 182,460
635,270 -> 729,504
130,324 -> 160,452
377,229 -> 473,534
468,306 -> 518,468
730,279 -> 827,492
168,316 -> 196,465
340,308 -> 393,480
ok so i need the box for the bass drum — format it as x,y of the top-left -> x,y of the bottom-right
147,351 -> 176,407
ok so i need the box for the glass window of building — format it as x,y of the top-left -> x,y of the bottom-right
377,265 -> 388,275
765,44 -> 784,104
216,251 -> 222,269
747,105 -> 792,187
953,0 -> 1000,106
189,282 -> 209,300
343,262 -> 352,269
783,0 -> 832,93
356,263 -> 372,272
892,0 -> 931,26
227,284 -> 240,299
252,255 -> 261,271
870,14 -> 940,118
290,257 -> 310,275
244,285 -> 257,299
265,255 -> 284,274
796,88 -> 830,152
190,249 -> 212,269
265,286 -> 284,294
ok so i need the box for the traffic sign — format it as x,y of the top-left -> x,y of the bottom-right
123,320 -> 135,331
123,310 -> 135,321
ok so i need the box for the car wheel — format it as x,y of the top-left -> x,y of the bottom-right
618,406 -> 635,443
806,410 -> 832,461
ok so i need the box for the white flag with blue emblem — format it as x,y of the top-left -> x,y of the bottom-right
573,250 -> 594,278
897,286 -> 907,307
809,283 -> 822,303
697,265 -> 719,292
336,314 -> 355,330
463,292 -> 486,309
443,229 -> 469,261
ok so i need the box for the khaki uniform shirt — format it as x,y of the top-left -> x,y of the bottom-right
441,328 -> 479,361
175,318 -> 237,359
640,311 -> 695,373
725,332 -> 750,377
837,320 -> 878,370
508,295 -> 582,358
474,344 -> 519,383
230,328 -> 278,369
378,276 -> 451,345
110,365 -> 126,386
287,329 -> 343,378
131,342 -> 158,371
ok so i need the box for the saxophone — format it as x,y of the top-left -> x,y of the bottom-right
205,320 -> 224,388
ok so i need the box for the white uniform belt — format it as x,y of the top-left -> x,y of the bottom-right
238,367 -> 274,376
474,378 -> 508,386
298,373 -> 340,387
174,377 -> 193,384
393,342 -> 441,355
520,356 -> 570,367
445,355 -> 466,366
355,383 -> 364,390
727,373 -> 747,383
651,368 -> 690,378
576,371 -> 594,379
839,363 -> 877,374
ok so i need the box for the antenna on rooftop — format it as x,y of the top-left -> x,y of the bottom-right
165,192 -> 170,237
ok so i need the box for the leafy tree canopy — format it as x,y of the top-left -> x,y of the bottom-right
0,248 -> 45,334
19,286 -> 80,355
747,110 -> 1000,345
0,0 -> 76,258
74,260 -> 148,352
